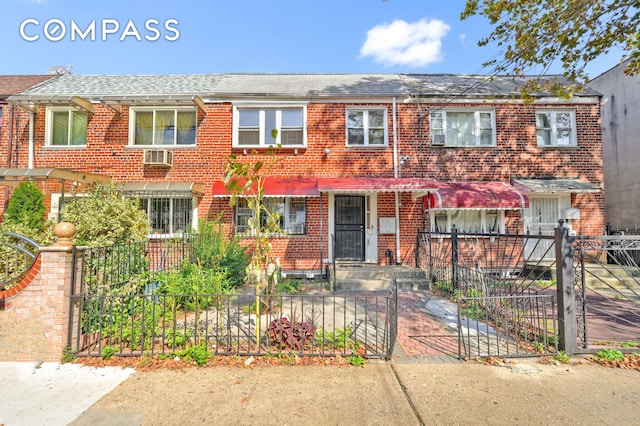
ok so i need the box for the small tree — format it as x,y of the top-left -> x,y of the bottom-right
3,181 -> 46,232
224,143 -> 283,339
60,182 -> 151,246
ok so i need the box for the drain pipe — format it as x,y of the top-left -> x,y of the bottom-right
393,97 -> 401,264
28,110 -> 35,168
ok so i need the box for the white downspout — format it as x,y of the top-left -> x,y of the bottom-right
28,111 -> 35,168
393,97 -> 401,264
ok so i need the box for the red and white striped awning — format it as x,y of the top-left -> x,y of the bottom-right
426,181 -> 529,210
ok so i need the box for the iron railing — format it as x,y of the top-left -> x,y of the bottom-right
457,292 -> 558,358
69,284 -> 397,359
0,231 -> 40,291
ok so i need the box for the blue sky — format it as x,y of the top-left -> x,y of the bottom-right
0,0 -> 624,78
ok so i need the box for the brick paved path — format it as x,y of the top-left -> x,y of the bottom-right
393,291 -> 460,363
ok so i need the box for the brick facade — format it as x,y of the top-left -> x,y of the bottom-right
0,74 -> 605,271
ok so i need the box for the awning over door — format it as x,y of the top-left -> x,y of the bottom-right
513,178 -> 601,193
212,177 -> 319,197
316,177 -> 438,197
426,181 -> 529,209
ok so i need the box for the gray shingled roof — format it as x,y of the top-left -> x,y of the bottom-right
211,74 -> 409,97
10,73 -> 600,100
16,74 -> 221,97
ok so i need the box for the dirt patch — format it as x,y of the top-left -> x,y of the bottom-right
72,352 -> 360,372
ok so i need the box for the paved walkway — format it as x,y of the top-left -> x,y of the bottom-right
393,291 -> 460,363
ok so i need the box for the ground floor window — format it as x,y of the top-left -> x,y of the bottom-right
431,209 -> 504,233
140,197 -> 193,235
236,197 -> 306,235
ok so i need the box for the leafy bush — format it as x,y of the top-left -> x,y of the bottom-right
156,262 -> 233,310
316,326 -> 360,350
60,182 -> 150,246
3,181 -> 46,232
179,344 -> 211,366
595,348 -> 625,362
191,218 -> 249,289
268,317 -> 317,351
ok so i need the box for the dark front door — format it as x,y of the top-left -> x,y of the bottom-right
334,195 -> 365,261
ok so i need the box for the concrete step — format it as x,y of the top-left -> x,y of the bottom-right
334,279 -> 390,292
584,265 -> 640,279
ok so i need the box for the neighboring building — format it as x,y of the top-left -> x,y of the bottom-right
0,75 -> 59,210
589,61 -> 640,231
2,73 -> 605,274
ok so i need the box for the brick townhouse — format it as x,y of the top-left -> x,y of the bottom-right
0,73 -> 604,275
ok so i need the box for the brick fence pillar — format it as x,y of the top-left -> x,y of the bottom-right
0,223 -> 76,362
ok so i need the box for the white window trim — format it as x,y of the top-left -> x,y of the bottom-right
140,194 -> 197,237
235,197 -> 306,235
128,106 -> 198,147
430,209 -> 505,234
430,109 -> 496,147
45,107 -> 87,147
232,104 -> 307,148
536,110 -> 577,147
345,108 -> 389,147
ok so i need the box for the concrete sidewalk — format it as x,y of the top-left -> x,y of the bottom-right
3,291 -> 639,425
67,358 -> 639,426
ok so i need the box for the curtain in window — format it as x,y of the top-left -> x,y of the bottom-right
52,111 -> 69,145
177,111 -> 196,145
447,112 -> 475,146
135,111 -> 153,145
70,111 -> 87,145
154,111 -> 174,145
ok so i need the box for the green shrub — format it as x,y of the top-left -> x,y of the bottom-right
192,218 -> 249,289
3,181 -> 46,232
60,182 -> 150,246
595,348 -> 625,362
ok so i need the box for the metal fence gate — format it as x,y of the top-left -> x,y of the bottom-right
574,235 -> 640,353
417,228 -> 560,358
417,226 -> 640,358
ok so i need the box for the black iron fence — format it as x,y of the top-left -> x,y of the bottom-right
457,292 -> 558,358
0,231 -> 40,291
69,285 -> 397,359
69,236 -> 397,359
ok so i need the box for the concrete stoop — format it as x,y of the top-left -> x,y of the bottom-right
331,264 -> 430,292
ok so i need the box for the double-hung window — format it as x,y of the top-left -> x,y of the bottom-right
536,110 -> 576,146
130,107 -> 197,146
430,110 -> 495,147
140,196 -> 193,235
236,197 -> 306,235
46,108 -> 88,146
234,106 -> 305,147
431,209 -> 503,234
346,108 -> 387,146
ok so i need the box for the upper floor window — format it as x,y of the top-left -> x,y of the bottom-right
236,197 -> 306,235
431,209 -> 504,234
234,106 -> 306,147
430,110 -> 495,147
130,107 -> 197,146
536,110 -> 576,147
46,107 -> 87,146
346,108 -> 387,146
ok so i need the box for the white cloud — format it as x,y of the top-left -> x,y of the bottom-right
359,19 -> 450,68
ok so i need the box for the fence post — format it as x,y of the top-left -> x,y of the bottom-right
452,226 -> 458,291
555,220 -> 576,356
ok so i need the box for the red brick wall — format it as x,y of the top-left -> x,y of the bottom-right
0,99 -> 604,269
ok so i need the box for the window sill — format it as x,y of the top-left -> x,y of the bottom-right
43,145 -> 87,149
126,145 -> 197,149
536,145 -> 578,150
437,145 -> 496,149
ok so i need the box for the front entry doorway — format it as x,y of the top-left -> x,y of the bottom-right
334,195 -> 365,261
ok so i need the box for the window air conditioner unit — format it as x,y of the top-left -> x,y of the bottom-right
143,149 -> 173,167
431,134 -> 446,146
